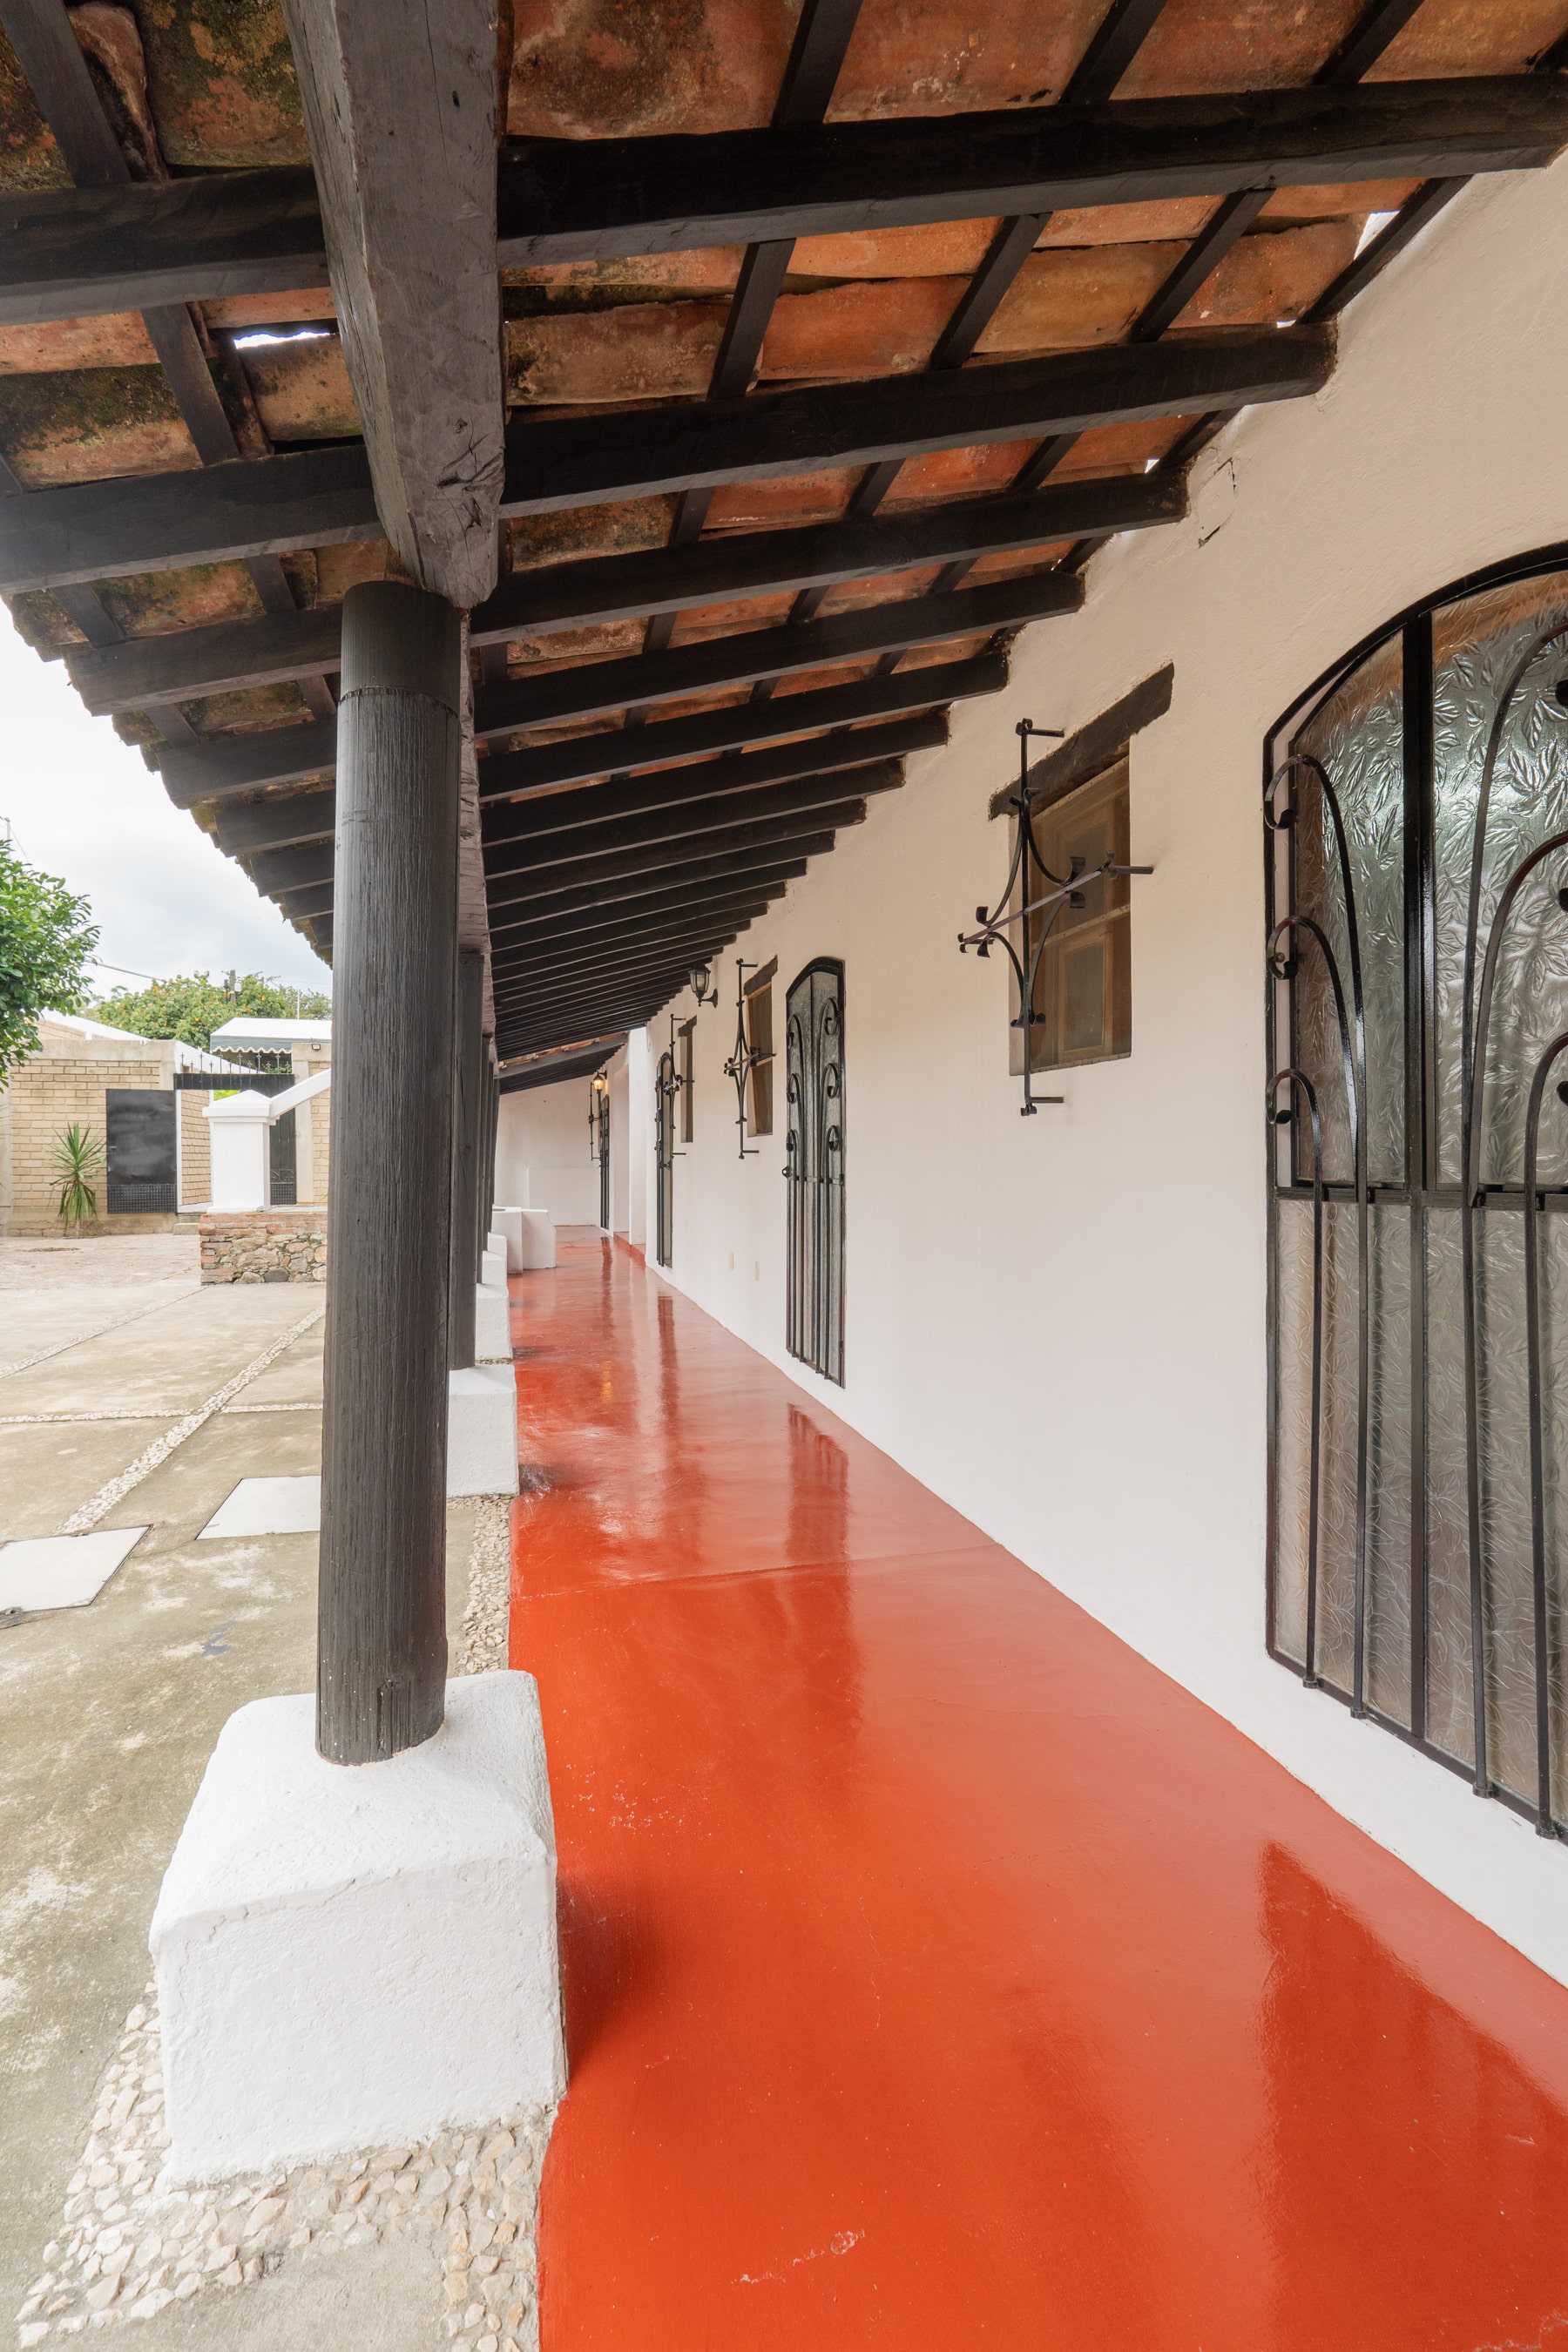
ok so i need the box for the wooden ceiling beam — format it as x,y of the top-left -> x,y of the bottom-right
493,922 -> 759,993
482,754 -> 901,850
279,0 -> 503,606
489,876 -> 789,949
487,814 -> 849,910
67,606 -> 345,717
216,788 -> 336,856
476,569 -> 1078,740
477,653 -> 1002,801
492,79 -> 1568,267
487,849 -> 812,929
0,444 -> 379,597
499,330 -> 1329,517
158,717 -> 337,808
499,1046 -> 625,1094
483,767 -> 900,882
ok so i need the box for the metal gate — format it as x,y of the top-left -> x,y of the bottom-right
105,1089 -> 176,1213
654,1047 -> 676,1267
1267,552 -> 1568,1839
784,959 -> 845,1384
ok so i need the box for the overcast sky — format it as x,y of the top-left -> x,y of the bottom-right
0,606 -> 331,1004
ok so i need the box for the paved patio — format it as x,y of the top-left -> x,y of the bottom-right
0,1238 -> 490,2350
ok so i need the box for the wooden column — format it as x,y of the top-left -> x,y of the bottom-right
482,1045 -> 497,1254
317,578 -> 461,1765
448,950 -> 483,1369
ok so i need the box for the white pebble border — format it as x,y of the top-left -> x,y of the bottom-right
16,1498 -> 553,2352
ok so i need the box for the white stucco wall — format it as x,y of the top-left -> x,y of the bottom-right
634,154 -> 1568,1986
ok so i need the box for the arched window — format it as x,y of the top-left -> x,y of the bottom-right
1267,551 -> 1568,1839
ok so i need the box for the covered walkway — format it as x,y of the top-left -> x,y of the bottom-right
511,1242 -> 1568,2351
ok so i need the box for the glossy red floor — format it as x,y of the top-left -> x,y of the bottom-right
509,1241 -> 1568,2350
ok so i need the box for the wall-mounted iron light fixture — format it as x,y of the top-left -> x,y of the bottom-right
959,718 -> 1154,1117
687,962 -> 720,1008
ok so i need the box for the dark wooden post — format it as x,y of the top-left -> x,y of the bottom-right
482,1045 -> 497,1251
317,579 -> 461,1765
449,950 -> 483,1366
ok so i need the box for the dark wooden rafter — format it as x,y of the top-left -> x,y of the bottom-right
497,985 -> 702,1037
3,78 -> 1564,331
483,754 -> 902,849
280,0 -> 503,605
488,809 -> 857,907
477,571 -> 1080,740
499,1048 -> 624,1094
488,848 -> 813,928
477,653 -> 1004,801
492,891 -> 779,961
484,768 -> 901,882
489,79 -> 1568,267
60,474 -> 1179,712
248,841 -> 334,896
1315,0 -> 1428,86
493,921 -> 761,990
159,718 -> 336,808
0,0 -> 333,720
498,330 -> 1331,517
217,787 -> 336,855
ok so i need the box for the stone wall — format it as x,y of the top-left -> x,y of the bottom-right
199,1210 -> 328,1284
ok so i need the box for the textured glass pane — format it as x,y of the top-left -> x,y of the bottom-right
1292,635 -> 1406,1189
1366,1204 -> 1413,1728
1272,1198 -> 1317,1671
1423,1206 -> 1475,1768
1432,572 -> 1568,1188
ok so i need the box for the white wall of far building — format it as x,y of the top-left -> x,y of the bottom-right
625,150 -> 1568,1988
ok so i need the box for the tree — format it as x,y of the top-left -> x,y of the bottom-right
91,970 -> 331,1054
0,838 -> 98,1078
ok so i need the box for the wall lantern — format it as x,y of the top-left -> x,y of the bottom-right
959,717 -> 1154,1119
687,962 -> 719,1008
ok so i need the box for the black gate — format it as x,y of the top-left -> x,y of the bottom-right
654,1047 -> 676,1267
784,960 -> 845,1383
1267,550 -> 1568,1840
105,1089 -> 177,1213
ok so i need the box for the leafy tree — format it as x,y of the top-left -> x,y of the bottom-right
0,838 -> 98,1078
91,970 -> 331,1054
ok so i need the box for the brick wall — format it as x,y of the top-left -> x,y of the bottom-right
199,1208 -> 327,1282
291,1044 -> 332,1201
179,1089 -> 212,1206
3,1025 -> 175,1235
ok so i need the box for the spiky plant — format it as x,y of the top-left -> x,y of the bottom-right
51,1123 -> 105,1236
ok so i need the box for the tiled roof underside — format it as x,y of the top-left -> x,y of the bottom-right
1,0 -> 1565,1059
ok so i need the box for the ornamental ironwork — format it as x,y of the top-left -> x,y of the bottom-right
784,959 -> 845,1385
1267,552 -> 1568,1841
722,958 -> 769,1159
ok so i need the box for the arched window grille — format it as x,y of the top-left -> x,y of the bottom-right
1267,549 -> 1568,1839
784,959 -> 845,1384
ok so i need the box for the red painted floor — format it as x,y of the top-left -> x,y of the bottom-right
509,1240 -> 1568,2350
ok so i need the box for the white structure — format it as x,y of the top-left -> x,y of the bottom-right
517,1207 -> 556,1270
446,1365 -> 520,1498
481,1242 -> 507,1290
493,1206 -> 525,1273
204,1071 -> 332,1211
475,1281 -> 511,1363
625,160 -> 1568,1994
150,1673 -> 564,2179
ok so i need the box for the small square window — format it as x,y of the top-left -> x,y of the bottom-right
744,972 -> 774,1135
1010,755 -> 1132,1075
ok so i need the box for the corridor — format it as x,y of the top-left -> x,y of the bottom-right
510,1241 -> 1568,2350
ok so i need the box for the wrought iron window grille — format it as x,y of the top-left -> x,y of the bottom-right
960,719 -> 1154,1116
722,958 -> 774,1159
1266,559 -> 1568,1846
654,1020 -> 686,1267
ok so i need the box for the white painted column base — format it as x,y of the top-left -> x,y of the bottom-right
493,1207 -> 524,1274
519,1208 -> 556,1269
150,1672 -> 565,2183
481,1245 -> 508,1291
446,1364 -> 519,1497
475,1282 -> 511,1362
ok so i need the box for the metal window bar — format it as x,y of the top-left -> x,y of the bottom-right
1265,551 -> 1568,1842
783,959 -> 846,1384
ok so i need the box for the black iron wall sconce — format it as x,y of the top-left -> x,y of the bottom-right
959,717 -> 1155,1117
687,961 -> 720,1009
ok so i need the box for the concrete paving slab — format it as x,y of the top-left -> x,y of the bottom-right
0,1526 -> 147,1613
0,1420 -> 170,1542
225,1322 -> 324,1409
116,2231 -> 444,2352
0,1288 -> 315,1420
199,1476 -> 321,1538
0,1284 -> 195,1377
0,1236 -> 199,1290
127,1412 -> 323,1556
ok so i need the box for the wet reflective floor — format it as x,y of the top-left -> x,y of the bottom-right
510,1240 -> 1568,2350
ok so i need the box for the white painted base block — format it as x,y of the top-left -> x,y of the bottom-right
518,1208 -> 556,1270
493,1207 -> 524,1274
150,1671 -> 564,2181
0,1526 -> 146,1614
446,1364 -> 519,1497
488,1229 -> 506,1259
475,1282 -> 511,1363
481,1246 -> 508,1291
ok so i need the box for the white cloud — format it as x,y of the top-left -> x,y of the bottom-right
0,607 -> 330,995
